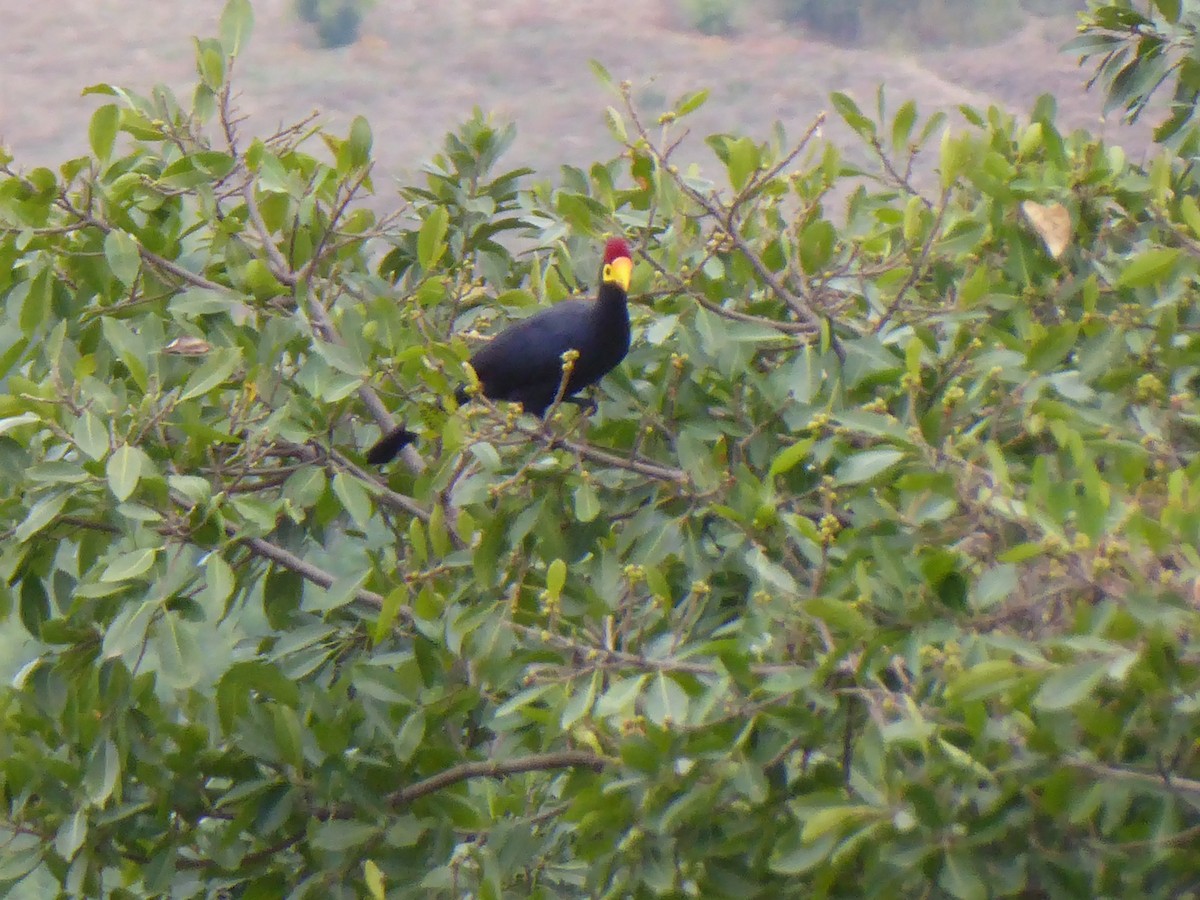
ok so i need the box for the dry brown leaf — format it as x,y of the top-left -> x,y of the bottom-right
1021,200 -> 1071,259
162,336 -> 212,356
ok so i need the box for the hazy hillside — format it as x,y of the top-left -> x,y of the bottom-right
0,0 -> 1150,184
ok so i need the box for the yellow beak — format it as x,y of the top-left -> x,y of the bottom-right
605,256 -> 633,292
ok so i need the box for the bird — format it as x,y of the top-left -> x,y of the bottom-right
365,237 -> 634,464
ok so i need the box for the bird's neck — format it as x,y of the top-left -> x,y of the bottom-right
595,282 -> 628,313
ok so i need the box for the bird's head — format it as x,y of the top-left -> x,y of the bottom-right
601,237 -> 632,293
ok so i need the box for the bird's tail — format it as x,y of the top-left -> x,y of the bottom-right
367,384 -> 472,464
365,426 -> 419,465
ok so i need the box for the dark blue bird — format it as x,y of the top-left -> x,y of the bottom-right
366,237 -> 633,464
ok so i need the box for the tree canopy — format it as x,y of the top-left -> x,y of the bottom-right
2,1 -> 1200,897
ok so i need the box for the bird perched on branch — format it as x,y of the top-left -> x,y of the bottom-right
366,237 -> 634,464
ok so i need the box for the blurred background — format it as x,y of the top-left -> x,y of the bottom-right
0,0 -> 1150,184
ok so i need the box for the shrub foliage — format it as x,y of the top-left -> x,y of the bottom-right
2,1 -> 1200,897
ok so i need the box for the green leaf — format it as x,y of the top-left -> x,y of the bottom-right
595,674 -> 648,720
939,129 -> 971,188
1034,659 -> 1109,711
85,739 -> 121,806
1026,323 -> 1079,372
169,474 -> 212,505
106,444 -> 143,502
103,600 -> 158,661
769,439 -> 813,478
219,0 -> 255,56
799,220 -> 835,275
101,316 -> 149,391
830,92 -> 875,138
264,566 -> 303,628
546,559 -> 567,601
940,852 -> 986,900
0,844 -> 42,883
54,810 -> 87,861
196,41 -> 226,91
331,472 -> 373,529
179,347 -> 242,400
643,673 -> 688,727
676,89 -> 710,118
202,553 -> 236,608
562,670 -> 600,729
770,828 -> 836,875
1115,247 -> 1180,289
311,820 -> 380,853
945,660 -> 1028,704
417,206 -> 450,270
270,703 -> 304,769
588,59 -> 614,91
835,448 -> 905,485
1154,0 -> 1182,22
312,338 -> 367,379
574,481 -> 600,522
17,267 -> 51,335
72,411 -> 110,460
891,99 -> 917,151
804,596 -> 870,636
603,106 -> 627,143
101,548 -> 158,583
971,563 -> 1017,610
726,137 -> 760,191
104,230 -> 141,288
89,104 -> 120,161
341,115 -> 373,172
304,571 -> 368,614
394,709 -> 425,763
364,860 -> 386,900
19,578 -> 50,636
0,412 -> 40,437
800,805 -> 877,843
15,492 -> 68,543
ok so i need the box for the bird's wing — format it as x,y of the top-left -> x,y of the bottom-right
469,300 -> 593,396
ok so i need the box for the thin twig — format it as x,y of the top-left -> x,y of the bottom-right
170,491 -> 410,620
377,750 -> 606,810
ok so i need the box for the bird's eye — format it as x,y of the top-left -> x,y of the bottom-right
602,264 -> 613,281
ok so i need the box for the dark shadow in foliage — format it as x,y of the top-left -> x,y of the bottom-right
293,0 -> 368,49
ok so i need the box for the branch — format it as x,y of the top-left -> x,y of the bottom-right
557,437 -> 688,484
170,492 -> 409,621
328,448 -> 433,524
513,424 -> 689,485
1069,759 -> 1200,798
242,178 -> 296,283
58,195 -> 234,296
174,752 -> 605,872
624,102 -> 843,360
637,256 -> 815,337
873,185 -> 953,331
215,86 -> 426,476
508,621 -> 815,677
242,531 -> 400,614
380,750 -> 606,810
868,135 -> 933,207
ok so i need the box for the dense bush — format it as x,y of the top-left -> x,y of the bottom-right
2,0 -> 1200,896
777,0 -> 1085,46
777,0 -> 862,42
1071,0 -> 1200,146
676,0 -> 745,37
294,0 -> 371,49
